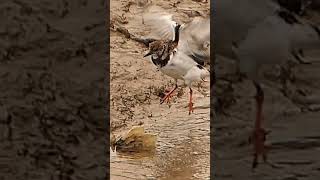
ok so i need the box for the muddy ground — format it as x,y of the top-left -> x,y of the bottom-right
110,0 -> 210,179
213,9 -> 320,180
110,1 -> 320,179
0,0 -> 107,179
1,0 -> 319,179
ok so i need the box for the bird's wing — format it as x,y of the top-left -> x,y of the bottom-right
142,5 -> 178,40
143,6 -> 210,65
178,17 -> 210,65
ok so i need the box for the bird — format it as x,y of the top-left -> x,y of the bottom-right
141,6 -> 210,115
215,0 -> 320,169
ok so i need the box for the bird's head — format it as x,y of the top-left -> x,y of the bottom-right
144,41 -> 162,57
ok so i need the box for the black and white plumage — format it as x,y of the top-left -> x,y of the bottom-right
142,7 -> 210,115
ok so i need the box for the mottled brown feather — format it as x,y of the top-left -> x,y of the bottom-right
148,40 -> 178,67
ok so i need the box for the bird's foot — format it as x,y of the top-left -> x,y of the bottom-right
160,91 -> 175,106
250,128 -> 271,169
160,85 -> 178,106
188,102 -> 194,115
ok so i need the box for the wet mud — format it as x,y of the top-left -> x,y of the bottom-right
0,0 -> 107,179
110,0 -> 210,179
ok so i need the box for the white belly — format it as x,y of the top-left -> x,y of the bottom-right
160,66 -> 184,80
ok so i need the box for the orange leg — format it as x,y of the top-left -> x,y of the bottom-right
160,84 -> 178,105
251,81 -> 269,169
188,88 -> 194,115
251,128 -> 268,169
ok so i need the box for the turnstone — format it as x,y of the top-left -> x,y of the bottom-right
142,8 -> 210,115
215,0 -> 320,169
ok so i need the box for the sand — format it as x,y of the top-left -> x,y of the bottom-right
1,0 -> 319,179
110,0 -> 210,179
0,0 -> 107,179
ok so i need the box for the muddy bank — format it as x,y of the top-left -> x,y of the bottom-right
110,0 -> 210,179
0,0 -> 107,179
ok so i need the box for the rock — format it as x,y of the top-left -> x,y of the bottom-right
111,126 -> 157,152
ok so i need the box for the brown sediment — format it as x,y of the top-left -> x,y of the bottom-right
0,0 -> 107,179
110,0 -> 210,179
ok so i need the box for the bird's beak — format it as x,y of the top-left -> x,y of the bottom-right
144,51 -> 152,57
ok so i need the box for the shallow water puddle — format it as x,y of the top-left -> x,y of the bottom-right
110,136 -> 210,180
110,97 -> 210,179
110,88 -> 210,180
110,149 -> 155,179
